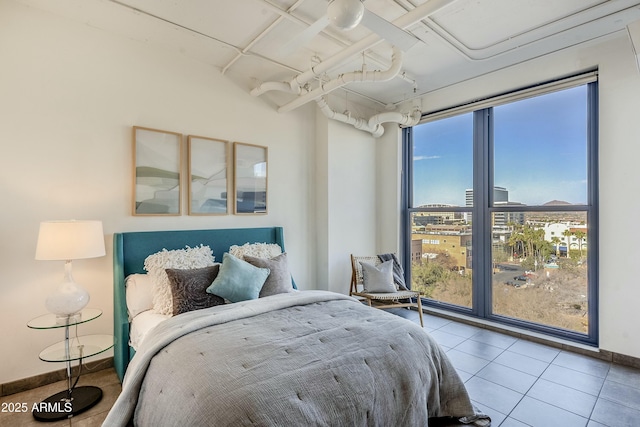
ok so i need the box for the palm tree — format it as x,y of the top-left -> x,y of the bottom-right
508,225 -> 525,259
551,236 -> 561,258
562,229 -> 573,259
574,230 -> 586,258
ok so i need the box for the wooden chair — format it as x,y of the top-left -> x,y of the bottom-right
350,254 -> 424,327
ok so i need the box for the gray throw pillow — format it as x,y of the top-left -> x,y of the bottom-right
244,252 -> 294,297
360,260 -> 397,293
166,265 -> 225,315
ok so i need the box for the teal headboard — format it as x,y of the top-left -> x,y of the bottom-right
113,227 -> 292,382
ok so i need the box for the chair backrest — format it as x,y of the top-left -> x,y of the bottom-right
350,254 -> 381,294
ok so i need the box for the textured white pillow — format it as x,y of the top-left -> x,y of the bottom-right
125,274 -> 154,320
229,242 -> 282,260
144,245 -> 215,315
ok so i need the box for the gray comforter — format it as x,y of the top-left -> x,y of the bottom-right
103,291 -> 481,426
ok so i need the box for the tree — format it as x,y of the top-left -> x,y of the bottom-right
411,258 -> 449,297
551,236 -> 561,258
574,230 -> 586,258
506,224 -> 550,270
562,229 -> 574,259
508,225 -> 525,259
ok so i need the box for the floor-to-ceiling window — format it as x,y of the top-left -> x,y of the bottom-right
404,73 -> 598,344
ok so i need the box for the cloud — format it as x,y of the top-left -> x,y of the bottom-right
414,155 -> 441,161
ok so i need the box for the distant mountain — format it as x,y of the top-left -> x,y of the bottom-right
543,200 -> 572,206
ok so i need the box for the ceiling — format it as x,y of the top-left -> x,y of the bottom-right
17,0 -> 640,114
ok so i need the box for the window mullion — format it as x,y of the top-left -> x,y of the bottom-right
402,127 -> 413,284
586,81 -> 599,343
472,109 -> 491,317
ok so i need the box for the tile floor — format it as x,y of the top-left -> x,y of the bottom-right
2,311 -> 639,427
397,309 -> 640,427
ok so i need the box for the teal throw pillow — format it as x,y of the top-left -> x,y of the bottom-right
206,253 -> 270,303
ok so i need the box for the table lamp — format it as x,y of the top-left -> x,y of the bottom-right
35,220 -> 105,319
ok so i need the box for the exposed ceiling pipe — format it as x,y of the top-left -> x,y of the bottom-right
251,0 -> 456,99
316,97 -> 421,138
277,47 -> 403,113
316,97 -> 383,136
370,109 -> 421,128
250,81 -> 302,96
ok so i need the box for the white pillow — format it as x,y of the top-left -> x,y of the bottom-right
129,310 -> 170,350
125,274 -> 154,320
144,245 -> 215,315
229,242 -> 282,260
360,260 -> 397,293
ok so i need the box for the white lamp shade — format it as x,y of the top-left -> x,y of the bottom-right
36,220 -> 106,261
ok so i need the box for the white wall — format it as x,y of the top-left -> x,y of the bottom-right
379,32 -> 640,359
0,1 -> 324,383
315,116 -> 379,294
376,125 -> 403,253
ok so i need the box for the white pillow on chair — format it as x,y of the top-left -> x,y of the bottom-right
360,260 -> 397,293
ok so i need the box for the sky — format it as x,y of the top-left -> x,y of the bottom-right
412,85 -> 588,207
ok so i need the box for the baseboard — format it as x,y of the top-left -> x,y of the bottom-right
422,308 -> 640,370
1,357 -> 114,397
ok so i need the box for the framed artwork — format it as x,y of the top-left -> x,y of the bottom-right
132,126 -> 182,216
234,142 -> 268,214
187,136 -> 231,215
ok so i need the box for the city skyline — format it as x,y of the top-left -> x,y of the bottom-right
412,85 -> 589,207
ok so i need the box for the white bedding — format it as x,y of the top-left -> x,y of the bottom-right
129,310 -> 169,350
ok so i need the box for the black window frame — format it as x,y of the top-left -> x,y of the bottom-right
402,74 -> 599,346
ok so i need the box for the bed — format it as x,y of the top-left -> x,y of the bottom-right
106,227 -> 489,426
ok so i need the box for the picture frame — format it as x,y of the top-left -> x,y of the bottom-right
233,142 -> 268,215
187,135 -> 231,215
132,126 -> 182,216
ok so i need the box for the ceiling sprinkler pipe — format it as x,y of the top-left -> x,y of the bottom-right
316,96 -> 420,138
249,0 -> 456,97
250,80 -> 301,97
278,47 -> 402,113
316,97 -> 378,135
368,109 -> 421,128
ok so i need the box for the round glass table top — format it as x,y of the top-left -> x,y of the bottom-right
27,308 -> 102,329
38,334 -> 114,362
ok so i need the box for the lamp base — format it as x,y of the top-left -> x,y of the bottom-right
45,261 -> 90,317
32,386 -> 102,422
54,312 -> 82,326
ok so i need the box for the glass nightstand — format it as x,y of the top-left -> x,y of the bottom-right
27,308 -> 114,422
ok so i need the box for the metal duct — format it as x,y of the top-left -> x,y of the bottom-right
316,97 -> 421,138
278,47 -> 403,113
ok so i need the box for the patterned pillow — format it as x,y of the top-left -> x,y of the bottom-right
206,253 -> 270,303
229,242 -> 282,260
244,253 -> 294,297
165,265 -> 225,315
144,245 -> 215,315
360,260 -> 397,293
